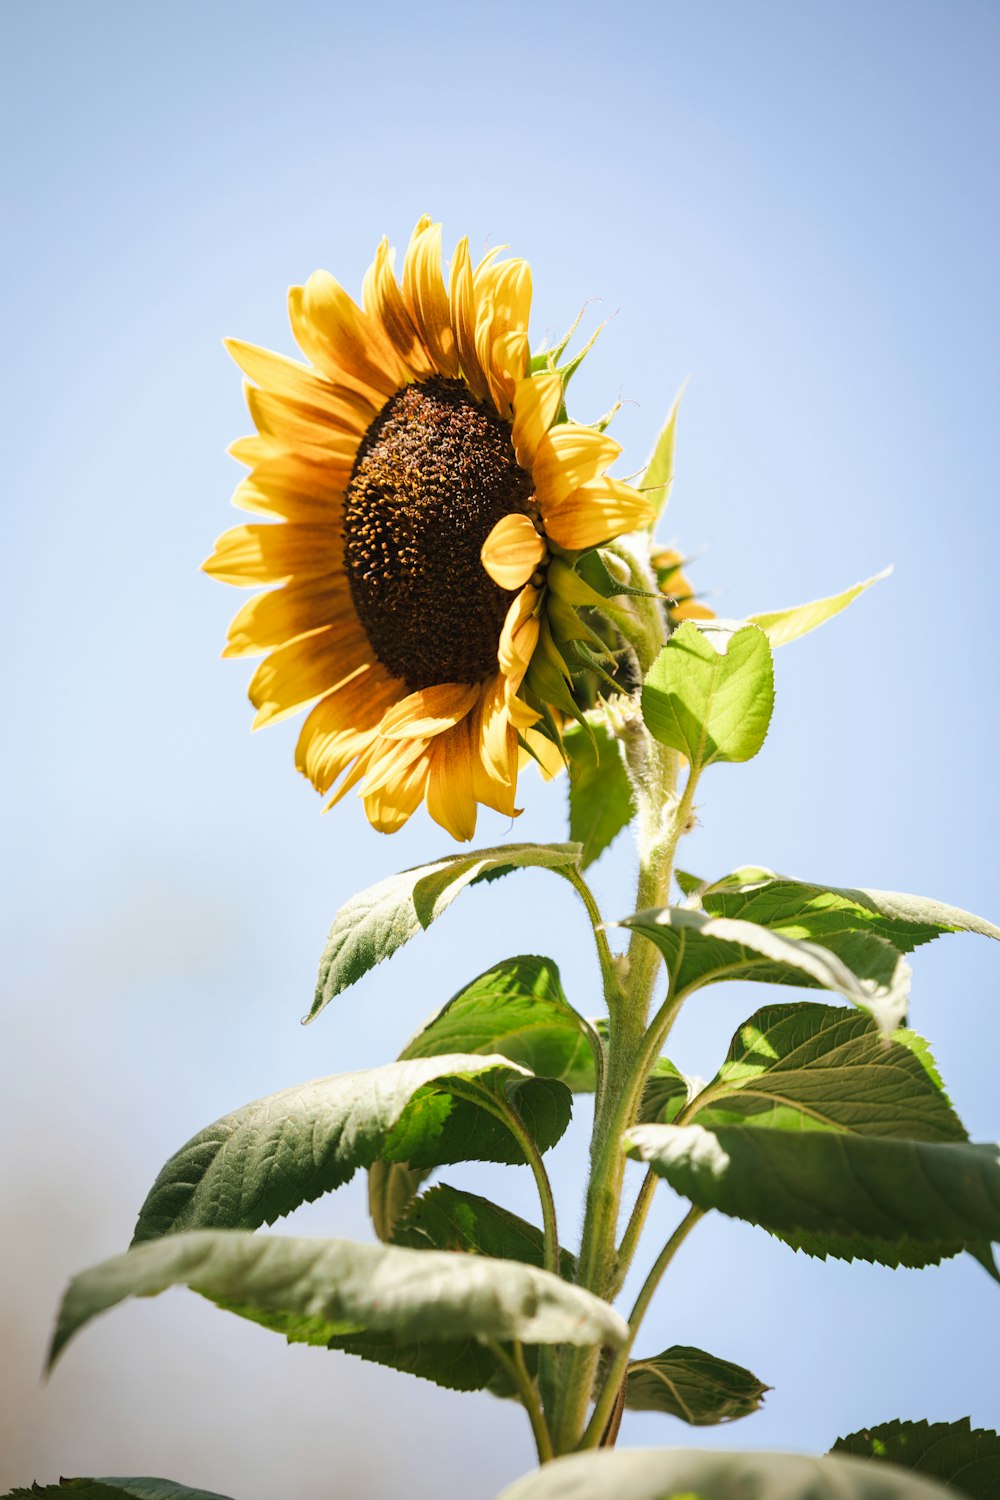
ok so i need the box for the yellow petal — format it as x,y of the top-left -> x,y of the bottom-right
504,679 -> 541,730
425,720 -> 478,842
481,512 -> 547,591
244,385 -> 364,457
474,257 -> 531,414
249,626 -> 372,727
202,523 -> 342,585
363,754 -> 430,833
228,432 -> 354,488
402,218 -> 459,378
230,477 -> 335,524
378,681 -> 480,739
448,237 -> 488,401
532,425 -> 621,506
522,727 -> 567,781
362,237 -> 435,380
541,477 -> 656,551
222,575 -> 353,658
487,330 -> 529,415
469,683 -> 519,818
295,666 -> 400,793
498,585 -> 542,680
225,338 -> 375,431
359,733 -> 432,796
511,371 -> 562,468
289,271 -> 407,400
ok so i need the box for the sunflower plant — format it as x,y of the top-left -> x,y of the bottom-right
21,222 -> 1000,1500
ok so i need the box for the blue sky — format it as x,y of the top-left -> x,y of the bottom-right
3,3 -> 999,1496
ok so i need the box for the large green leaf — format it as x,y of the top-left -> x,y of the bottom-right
746,567 -> 892,648
49,1229 -> 628,1373
564,718 -> 633,870
689,1003 -> 964,1141
641,622 -> 774,769
699,869 -> 1000,952
625,1345 -> 769,1425
132,1054 -> 571,1243
399,956 -> 599,1089
617,907 -> 910,1032
311,841 -> 582,1019
393,1183 -> 576,1280
226,1297 -> 498,1392
831,1419 -> 1000,1497
385,1183 -> 578,1390
625,1123 -> 1000,1268
494,1447 -> 955,1499
4,1485 -> 235,1499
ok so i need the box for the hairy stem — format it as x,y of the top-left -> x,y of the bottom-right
612,1166 -> 659,1296
577,1205 -> 704,1451
486,1340 -> 554,1464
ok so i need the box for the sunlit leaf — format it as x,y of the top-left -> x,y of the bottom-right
312,842 -> 582,1019
637,380 -> 687,521
132,1054 -> 570,1243
494,1446 -> 954,1499
399,955 -> 598,1089
747,566 -> 891,648
689,1002 -> 964,1141
564,718 -> 633,870
50,1230 -> 629,1373
641,622 -> 774,769
699,869 -> 1000,951
617,906 -> 910,1032
625,1122 -> 1000,1268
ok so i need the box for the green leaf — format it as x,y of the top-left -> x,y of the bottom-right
831,1419 -> 1000,1498
637,1056 -> 691,1124
747,566 -> 892,648
700,869 -> 1000,951
393,1183 -> 576,1280
131,1054 -> 571,1243
625,1345 -> 769,1425
617,906 -> 910,1031
399,955 -> 599,1090
3,1485 -> 235,1500
625,1122 -> 1000,1268
494,1447 -> 955,1499
311,842 -> 582,1019
641,622 -> 774,769
637,380 -> 687,520
49,1229 -> 629,1374
367,1158 -> 428,1243
564,718 -> 634,870
689,1002 -> 965,1141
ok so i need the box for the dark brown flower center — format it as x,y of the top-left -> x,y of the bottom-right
343,377 -> 535,691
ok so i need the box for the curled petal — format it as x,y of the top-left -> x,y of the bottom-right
481,513 -> 547,591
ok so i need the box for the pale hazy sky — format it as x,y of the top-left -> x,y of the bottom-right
3,3 -> 999,1497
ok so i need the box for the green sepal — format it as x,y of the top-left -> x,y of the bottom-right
636,379 -> 687,524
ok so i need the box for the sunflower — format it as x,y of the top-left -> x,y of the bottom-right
204,218 -> 655,840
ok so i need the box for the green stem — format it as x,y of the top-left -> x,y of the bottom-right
577,1205 -> 704,1451
612,1167 -> 658,1296
486,1340 -> 554,1464
450,1084 -> 560,1278
561,866 -> 624,1013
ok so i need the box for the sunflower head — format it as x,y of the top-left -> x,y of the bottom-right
204,219 -> 657,840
